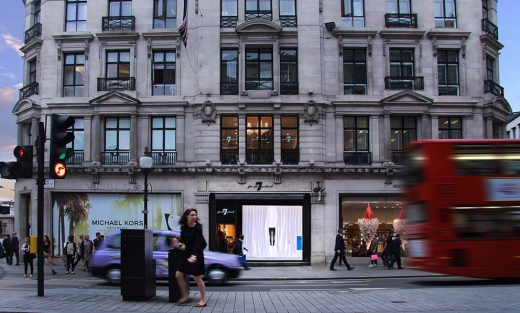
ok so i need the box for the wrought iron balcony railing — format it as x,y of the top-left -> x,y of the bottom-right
280,15 -> 297,27
98,77 -> 135,91
245,10 -> 272,21
246,150 -> 274,165
280,82 -> 298,95
344,151 -> 372,165
19,82 -> 39,99
281,149 -> 299,165
391,151 -> 405,164
151,151 -> 176,165
385,13 -> 418,28
220,82 -> 239,95
484,79 -> 504,97
102,16 -> 135,31
482,18 -> 498,40
100,151 -> 130,165
24,23 -> 42,44
220,149 -> 238,165
65,151 -> 84,165
385,76 -> 424,90
220,16 -> 238,28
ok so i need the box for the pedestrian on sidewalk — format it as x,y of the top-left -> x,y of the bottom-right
43,235 -> 57,275
93,232 -> 104,251
387,233 -> 403,270
73,235 -> 84,270
10,232 -> 20,266
175,208 -> 208,308
63,235 -> 77,274
330,229 -> 353,271
368,236 -> 379,267
233,234 -> 249,270
381,231 -> 392,267
2,234 -> 11,265
82,235 -> 93,272
21,236 -> 34,278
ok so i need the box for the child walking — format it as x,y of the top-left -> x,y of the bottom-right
21,236 -> 33,278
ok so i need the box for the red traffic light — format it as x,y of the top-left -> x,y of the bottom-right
52,162 -> 67,179
13,146 -> 27,158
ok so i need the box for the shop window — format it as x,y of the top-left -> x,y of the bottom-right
281,115 -> 299,164
220,115 -> 239,164
246,115 -> 273,164
438,117 -> 462,139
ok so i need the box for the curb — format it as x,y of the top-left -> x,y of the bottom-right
231,274 -> 446,281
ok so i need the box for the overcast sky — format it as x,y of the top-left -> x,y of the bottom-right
1,1 -> 520,192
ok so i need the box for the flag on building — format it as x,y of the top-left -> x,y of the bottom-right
179,0 -> 188,47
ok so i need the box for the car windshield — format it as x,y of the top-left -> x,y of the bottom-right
106,234 -> 121,249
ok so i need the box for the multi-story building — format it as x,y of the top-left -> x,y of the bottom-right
12,0 -> 510,264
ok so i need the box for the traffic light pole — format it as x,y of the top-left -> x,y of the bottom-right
37,122 -> 44,296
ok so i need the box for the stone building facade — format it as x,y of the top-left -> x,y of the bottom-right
12,0 -> 510,264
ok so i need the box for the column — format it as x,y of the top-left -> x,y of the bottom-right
273,114 -> 281,163
91,114 -> 100,162
431,115 -> 439,139
383,113 -> 391,162
239,113 -> 246,163
421,114 -> 430,139
140,115 -> 150,157
485,115 -> 493,139
176,114 -> 185,162
335,114 -> 343,161
130,113 -> 138,162
84,115 -> 92,162
30,117 -> 38,146
370,115 -> 380,163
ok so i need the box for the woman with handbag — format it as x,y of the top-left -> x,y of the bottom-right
21,236 -> 34,278
368,236 -> 379,267
175,208 -> 208,308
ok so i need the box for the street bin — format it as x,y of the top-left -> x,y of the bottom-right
121,229 -> 156,301
168,248 -> 189,302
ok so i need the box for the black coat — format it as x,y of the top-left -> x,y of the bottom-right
2,238 -> 10,253
389,237 -> 402,255
9,236 -> 19,251
334,234 -> 345,252
233,239 -> 244,255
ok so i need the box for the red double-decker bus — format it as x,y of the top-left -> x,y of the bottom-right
404,139 -> 520,278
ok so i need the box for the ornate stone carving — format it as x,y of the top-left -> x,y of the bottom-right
201,100 -> 216,125
303,100 -> 320,124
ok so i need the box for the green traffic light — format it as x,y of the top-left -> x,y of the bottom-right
58,148 -> 74,160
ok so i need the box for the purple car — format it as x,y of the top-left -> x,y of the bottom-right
90,229 -> 242,284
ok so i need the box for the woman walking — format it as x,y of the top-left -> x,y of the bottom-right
175,208 -> 208,307
43,235 -> 57,274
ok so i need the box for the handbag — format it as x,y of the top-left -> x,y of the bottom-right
370,253 -> 378,261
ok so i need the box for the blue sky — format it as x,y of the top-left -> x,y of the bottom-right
0,1 -> 519,179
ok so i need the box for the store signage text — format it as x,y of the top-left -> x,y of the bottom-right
91,219 -> 144,226
217,208 -> 236,216
247,181 -> 274,191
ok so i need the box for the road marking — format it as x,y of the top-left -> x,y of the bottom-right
349,288 -> 389,290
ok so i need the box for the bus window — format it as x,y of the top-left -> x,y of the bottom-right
453,207 -> 520,240
406,202 -> 427,225
404,147 -> 424,188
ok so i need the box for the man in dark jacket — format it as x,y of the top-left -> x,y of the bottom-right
233,234 -> 249,270
2,235 -> 11,265
387,233 -> 403,269
10,232 -> 20,266
330,229 -> 353,271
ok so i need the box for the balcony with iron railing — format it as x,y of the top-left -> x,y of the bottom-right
245,10 -> 272,21
385,76 -> 424,90
344,151 -> 372,165
102,16 -> 135,31
281,149 -> 299,165
280,82 -> 298,95
220,82 -> 239,95
221,16 -> 238,28
100,151 -> 130,165
19,82 -> 39,99
220,149 -> 238,165
482,18 -> 498,40
246,150 -> 274,165
391,151 -> 404,164
484,79 -> 504,97
98,77 -> 135,91
280,15 -> 297,27
25,23 -> 42,44
65,151 -> 84,165
385,13 -> 417,28
150,151 -> 176,165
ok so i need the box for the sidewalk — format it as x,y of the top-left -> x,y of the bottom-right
0,257 -> 439,281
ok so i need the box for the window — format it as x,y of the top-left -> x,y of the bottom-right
246,115 -> 273,164
154,0 -> 176,28
221,0 -> 238,27
151,117 -> 176,165
28,59 -> 37,84
280,49 -> 298,95
391,116 -> 416,163
152,50 -> 176,96
66,0 -> 87,31
486,55 -> 495,82
437,50 -> 459,96
20,59 -> 38,98
221,115 -> 239,164
342,0 -> 365,27
103,117 -> 130,164
343,48 -> 367,95
102,50 -> 133,90
245,0 -> 272,21
281,115 -> 299,164
387,48 -> 422,90
343,116 -> 370,164
105,0 -> 134,30
387,0 -> 411,14
280,0 -> 297,27
482,0 -> 489,20
438,117 -> 462,139
66,118 -> 84,165
63,53 -> 85,97
513,127 -> 517,139
221,49 -> 238,95
245,48 -> 273,90
435,0 -> 457,28
109,0 -> 132,16
33,0 -> 41,25
386,0 -> 416,28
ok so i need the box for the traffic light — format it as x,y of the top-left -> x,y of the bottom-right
49,114 -> 75,179
13,145 -> 33,178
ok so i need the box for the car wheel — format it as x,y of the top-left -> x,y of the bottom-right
106,267 -> 121,284
206,266 -> 227,285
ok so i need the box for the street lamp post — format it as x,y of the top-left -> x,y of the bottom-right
139,147 -> 153,229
